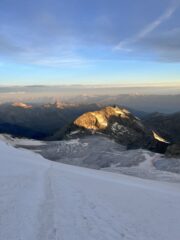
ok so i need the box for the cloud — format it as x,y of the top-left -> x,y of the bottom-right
31,56 -> 87,67
12,45 -> 90,68
0,30 -> 87,67
115,1 -> 179,51
140,28 -> 180,62
1,0 -> 180,65
0,35 -> 23,54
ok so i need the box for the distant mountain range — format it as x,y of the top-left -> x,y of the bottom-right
66,94 -> 180,114
0,102 -> 179,156
0,102 -> 102,140
1,93 -> 180,113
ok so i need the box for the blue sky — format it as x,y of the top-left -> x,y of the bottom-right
0,0 -> 180,85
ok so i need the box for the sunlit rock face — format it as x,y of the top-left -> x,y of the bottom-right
74,106 -> 132,131
68,106 -> 170,153
12,102 -> 32,109
153,131 -> 169,144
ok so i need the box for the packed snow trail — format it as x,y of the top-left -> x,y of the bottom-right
1,140 -> 180,240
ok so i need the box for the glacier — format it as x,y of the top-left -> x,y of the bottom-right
0,138 -> 180,240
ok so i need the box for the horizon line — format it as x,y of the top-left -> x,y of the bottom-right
0,82 -> 180,88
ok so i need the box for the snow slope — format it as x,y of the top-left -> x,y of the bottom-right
1,139 -> 180,240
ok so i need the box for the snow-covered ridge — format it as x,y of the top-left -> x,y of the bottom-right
0,134 -> 44,147
153,131 -> 170,144
0,138 -> 180,240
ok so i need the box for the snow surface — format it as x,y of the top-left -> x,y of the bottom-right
1,139 -> 180,240
0,134 -> 44,146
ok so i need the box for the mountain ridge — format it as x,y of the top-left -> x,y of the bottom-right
67,106 -> 169,153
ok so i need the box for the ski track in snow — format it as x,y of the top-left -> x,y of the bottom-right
37,164 -> 58,240
1,139 -> 180,240
36,163 -> 180,240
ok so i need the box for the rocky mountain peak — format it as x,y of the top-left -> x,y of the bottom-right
12,102 -> 32,109
69,106 -> 169,153
74,106 -> 133,131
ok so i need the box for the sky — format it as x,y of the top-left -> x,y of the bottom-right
0,0 -> 180,86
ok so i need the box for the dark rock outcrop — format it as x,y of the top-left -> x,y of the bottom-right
166,144 -> 180,158
143,112 -> 180,143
